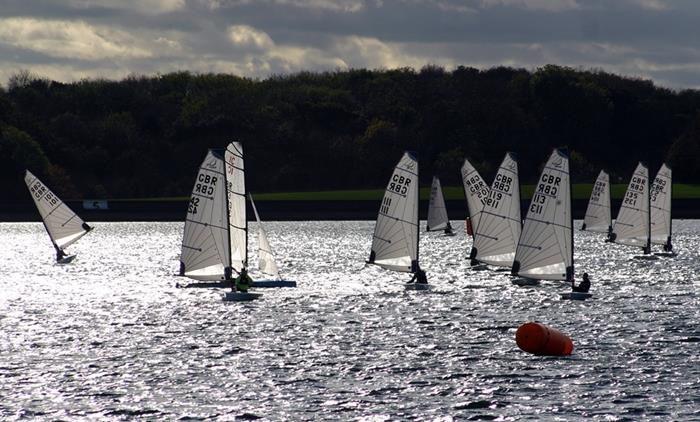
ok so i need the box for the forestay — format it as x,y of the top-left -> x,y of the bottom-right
180,150 -> 230,280
24,170 -> 91,251
470,152 -> 521,267
249,194 -> 281,279
611,162 -> 650,248
369,152 -> 419,273
650,163 -> 672,247
225,142 -> 247,273
582,170 -> 611,233
426,176 -> 449,231
460,159 -> 489,236
512,149 -> 572,281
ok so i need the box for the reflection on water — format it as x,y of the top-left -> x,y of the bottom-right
1,220 -> 698,420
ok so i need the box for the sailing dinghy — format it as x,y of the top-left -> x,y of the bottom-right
468,152 -> 521,271
511,148 -> 584,294
650,163 -> 676,257
581,170 -> 612,235
426,176 -> 454,235
178,144 -> 261,301
24,170 -> 92,263
249,194 -> 297,287
608,162 -> 657,260
460,158 -> 490,270
367,152 -> 429,290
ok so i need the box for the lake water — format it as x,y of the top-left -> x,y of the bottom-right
1,220 -> 699,420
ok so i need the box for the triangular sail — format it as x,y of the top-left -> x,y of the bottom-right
512,149 -> 572,281
249,194 -> 281,279
582,170 -> 611,233
460,159 -> 489,237
24,170 -> 91,253
650,163 -> 672,247
611,162 -> 650,249
426,176 -> 449,231
180,150 -> 230,280
369,152 -> 419,273
225,142 -> 247,272
470,152 -> 521,267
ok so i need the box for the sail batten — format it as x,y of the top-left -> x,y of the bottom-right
470,152 -> 521,268
512,149 -> 572,281
369,152 -> 419,273
611,162 -> 650,248
24,170 -> 91,254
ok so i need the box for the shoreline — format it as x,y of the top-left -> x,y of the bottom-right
2,199 -> 699,222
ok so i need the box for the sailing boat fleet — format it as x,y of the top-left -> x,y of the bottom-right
22,141 -> 676,302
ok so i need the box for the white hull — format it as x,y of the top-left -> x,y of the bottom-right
560,292 -> 592,300
405,283 -> 431,291
222,292 -> 262,302
251,280 -> 297,288
511,277 -> 539,286
654,252 -> 677,258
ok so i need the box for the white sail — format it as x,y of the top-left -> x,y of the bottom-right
225,142 -> 247,272
24,170 -> 91,253
180,150 -> 230,280
460,158 -> 489,236
426,176 -> 449,231
369,152 -> 419,273
611,162 -> 650,249
582,170 -> 611,233
470,152 -> 521,267
650,163 -> 672,247
513,149 -> 572,281
249,194 -> 281,279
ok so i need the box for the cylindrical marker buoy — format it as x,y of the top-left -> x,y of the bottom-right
516,322 -> 573,356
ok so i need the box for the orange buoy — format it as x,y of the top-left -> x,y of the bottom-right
515,322 -> 573,356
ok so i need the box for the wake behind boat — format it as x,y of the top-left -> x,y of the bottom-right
24,170 -> 93,263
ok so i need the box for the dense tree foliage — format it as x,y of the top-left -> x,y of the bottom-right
1,65 -> 699,200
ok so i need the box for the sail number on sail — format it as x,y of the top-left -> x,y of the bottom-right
650,177 -> 666,202
485,174 -> 513,209
29,182 -> 58,206
530,173 -> 561,215
591,179 -> 605,201
189,173 -> 219,215
388,174 -> 412,197
623,176 -> 646,207
464,175 -> 489,205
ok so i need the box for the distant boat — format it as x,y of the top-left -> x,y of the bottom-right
581,169 -> 612,235
178,143 -> 261,301
512,148 -> 577,286
650,163 -> 675,257
24,170 -> 92,263
469,152 -> 521,269
460,159 -> 489,240
426,176 -> 454,235
367,152 -> 428,289
608,162 -> 656,260
249,194 -> 297,287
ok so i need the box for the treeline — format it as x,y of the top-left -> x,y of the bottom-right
2,65 -> 700,201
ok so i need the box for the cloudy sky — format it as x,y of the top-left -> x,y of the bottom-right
1,0 -> 699,88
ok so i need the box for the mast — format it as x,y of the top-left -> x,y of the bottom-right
413,151 -> 420,272
646,163 -> 652,254
567,148 -> 574,282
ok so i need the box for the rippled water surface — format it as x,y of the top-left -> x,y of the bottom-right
1,220 -> 699,420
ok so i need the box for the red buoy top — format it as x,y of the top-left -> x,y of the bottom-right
516,322 -> 573,356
